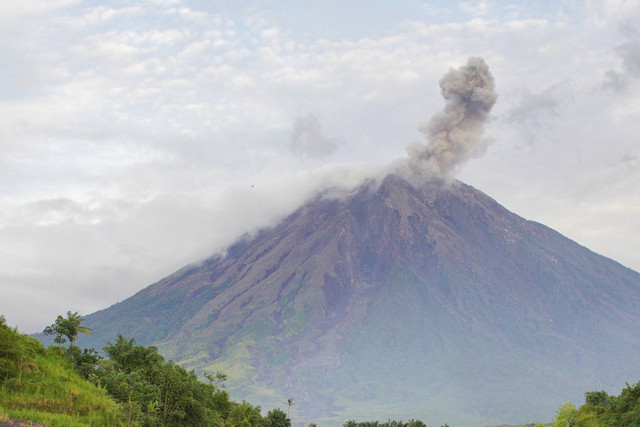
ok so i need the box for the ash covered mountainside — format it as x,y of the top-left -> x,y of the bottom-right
78,174 -> 640,425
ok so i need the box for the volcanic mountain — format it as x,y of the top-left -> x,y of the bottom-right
78,174 -> 640,426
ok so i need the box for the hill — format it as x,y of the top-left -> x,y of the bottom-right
0,316 -> 122,426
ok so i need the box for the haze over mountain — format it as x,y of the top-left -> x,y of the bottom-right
78,173 -> 640,426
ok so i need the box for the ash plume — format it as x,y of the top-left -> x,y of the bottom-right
400,57 -> 497,178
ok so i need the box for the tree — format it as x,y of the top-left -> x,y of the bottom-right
228,401 -> 263,426
205,370 -> 227,392
263,408 -> 291,427
103,334 -> 163,377
43,311 -> 92,346
584,390 -> 611,407
553,401 -> 576,427
65,345 -> 101,379
286,398 -> 294,417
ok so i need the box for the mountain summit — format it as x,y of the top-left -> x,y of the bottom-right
79,174 -> 640,425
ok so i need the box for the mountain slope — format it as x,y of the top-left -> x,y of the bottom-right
78,174 -> 640,426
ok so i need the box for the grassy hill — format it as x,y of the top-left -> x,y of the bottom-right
0,316 -> 122,426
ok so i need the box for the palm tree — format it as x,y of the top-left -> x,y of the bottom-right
286,398 -> 294,417
43,311 -> 92,345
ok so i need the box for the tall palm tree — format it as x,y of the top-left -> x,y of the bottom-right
43,311 -> 92,345
286,398 -> 294,417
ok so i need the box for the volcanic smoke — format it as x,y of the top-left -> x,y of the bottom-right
402,57 -> 497,178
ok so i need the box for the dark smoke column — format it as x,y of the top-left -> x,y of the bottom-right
405,57 -> 497,178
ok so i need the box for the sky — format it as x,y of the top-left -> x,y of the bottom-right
2,0 -> 640,333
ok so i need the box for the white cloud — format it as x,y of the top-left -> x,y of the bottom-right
0,0 -> 78,22
460,1 -> 492,17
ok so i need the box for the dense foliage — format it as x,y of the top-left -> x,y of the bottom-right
552,381 -> 640,426
90,334 -> 225,425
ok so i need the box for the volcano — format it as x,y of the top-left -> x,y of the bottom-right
78,174 -> 640,426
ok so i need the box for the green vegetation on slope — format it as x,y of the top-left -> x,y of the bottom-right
0,315 -> 122,426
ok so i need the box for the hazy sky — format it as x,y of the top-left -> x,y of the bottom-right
2,0 -> 640,333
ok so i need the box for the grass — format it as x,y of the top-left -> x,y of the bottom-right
0,332 -> 123,426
